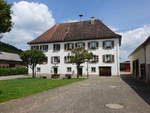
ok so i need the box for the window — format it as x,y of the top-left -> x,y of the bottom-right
64,56 -> 71,63
41,45 -> 48,51
103,41 -> 114,49
88,41 -> 98,49
75,42 -> 85,48
64,43 -> 74,50
51,56 -> 60,64
103,54 -> 114,63
53,44 -> 60,51
91,67 -> 96,72
90,55 -> 99,63
31,45 -> 39,50
31,45 -> 48,51
67,67 -> 72,72
37,67 -> 41,72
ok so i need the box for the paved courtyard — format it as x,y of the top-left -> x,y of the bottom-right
0,76 -> 150,113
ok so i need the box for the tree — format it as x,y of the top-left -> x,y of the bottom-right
70,48 -> 94,78
20,49 -> 47,78
0,0 -> 13,39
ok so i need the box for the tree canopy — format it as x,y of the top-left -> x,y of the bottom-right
20,49 -> 47,78
0,0 -> 13,37
70,48 -> 94,78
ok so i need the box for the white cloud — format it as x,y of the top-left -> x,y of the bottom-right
63,19 -> 78,23
2,1 -> 55,50
1,1 -> 150,61
108,26 -> 119,32
120,24 -> 150,61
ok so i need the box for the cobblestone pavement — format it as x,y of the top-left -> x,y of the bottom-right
0,76 -> 150,113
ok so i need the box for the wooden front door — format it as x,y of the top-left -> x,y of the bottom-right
78,67 -> 82,76
54,67 -> 58,74
133,59 -> 139,78
99,67 -> 111,76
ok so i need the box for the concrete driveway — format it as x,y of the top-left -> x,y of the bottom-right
0,76 -> 150,113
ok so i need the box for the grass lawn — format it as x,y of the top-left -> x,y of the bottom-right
0,78 -> 85,103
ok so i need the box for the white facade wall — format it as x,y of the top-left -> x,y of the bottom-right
146,44 -> 150,64
29,39 -> 120,76
129,48 -> 145,77
145,44 -> 150,82
129,42 -> 150,83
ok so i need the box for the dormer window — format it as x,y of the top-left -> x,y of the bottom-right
53,44 -> 60,51
88,41 -> 98,49
103,41 -> 114,49
51,56 -> 60,64
75,42 -> 85,48
103,54 -> 114,63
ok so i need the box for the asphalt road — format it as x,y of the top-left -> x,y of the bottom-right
0,76 -> 149,113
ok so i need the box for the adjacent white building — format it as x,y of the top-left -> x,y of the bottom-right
28,19 -> 122,77
129,36 -> 150,83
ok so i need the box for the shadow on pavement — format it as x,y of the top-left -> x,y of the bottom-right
121,75 -> 150,105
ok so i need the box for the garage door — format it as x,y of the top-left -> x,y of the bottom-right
99,67 -> 111,76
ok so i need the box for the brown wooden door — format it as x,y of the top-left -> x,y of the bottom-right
99,67 -> 111,76
54,67 -> 58,74
78,67 -> 82,76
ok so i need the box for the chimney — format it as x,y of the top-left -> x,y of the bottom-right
90,17 -> 95,24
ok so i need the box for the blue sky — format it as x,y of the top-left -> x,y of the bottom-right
2,0 -> 150,61
7,0 -> 150,32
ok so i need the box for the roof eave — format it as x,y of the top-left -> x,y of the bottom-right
27,35 -> 122,45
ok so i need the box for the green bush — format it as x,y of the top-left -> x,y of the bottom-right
0,67 -> 28,76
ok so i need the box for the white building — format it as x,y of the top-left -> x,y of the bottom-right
129,36 -> 150,83
28,19 -> 122,77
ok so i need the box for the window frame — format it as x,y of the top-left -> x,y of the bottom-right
90,55 -> 99,63
88,41 -> 98,50
67,67 -> 72,72
64,43 -> 74,51
103,54 -> 114,63
53,44 -> 60,52
91,67 -> 96,72
64,56 -> 71,63
51,56 -> 60,64
37,67 -> 41,72
103,40 -> 114,49
75,42 -> 85,48
31,45 -> 48,52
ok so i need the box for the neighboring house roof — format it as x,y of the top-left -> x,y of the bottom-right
0,52 -> 22,62
28,19 -> 121,44
129,35 -> 150,56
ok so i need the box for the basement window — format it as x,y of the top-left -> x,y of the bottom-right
91,67 -> 96,72
37,67 -> 41,72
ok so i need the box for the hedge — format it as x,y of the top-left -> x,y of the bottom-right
0,67 -> 28,76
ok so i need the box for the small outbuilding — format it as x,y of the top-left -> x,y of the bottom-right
120,61 -> 131,75
129,36 -> 150,83
0,52 -> 22,68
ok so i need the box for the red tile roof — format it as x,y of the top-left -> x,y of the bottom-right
28,19 -> 121,44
